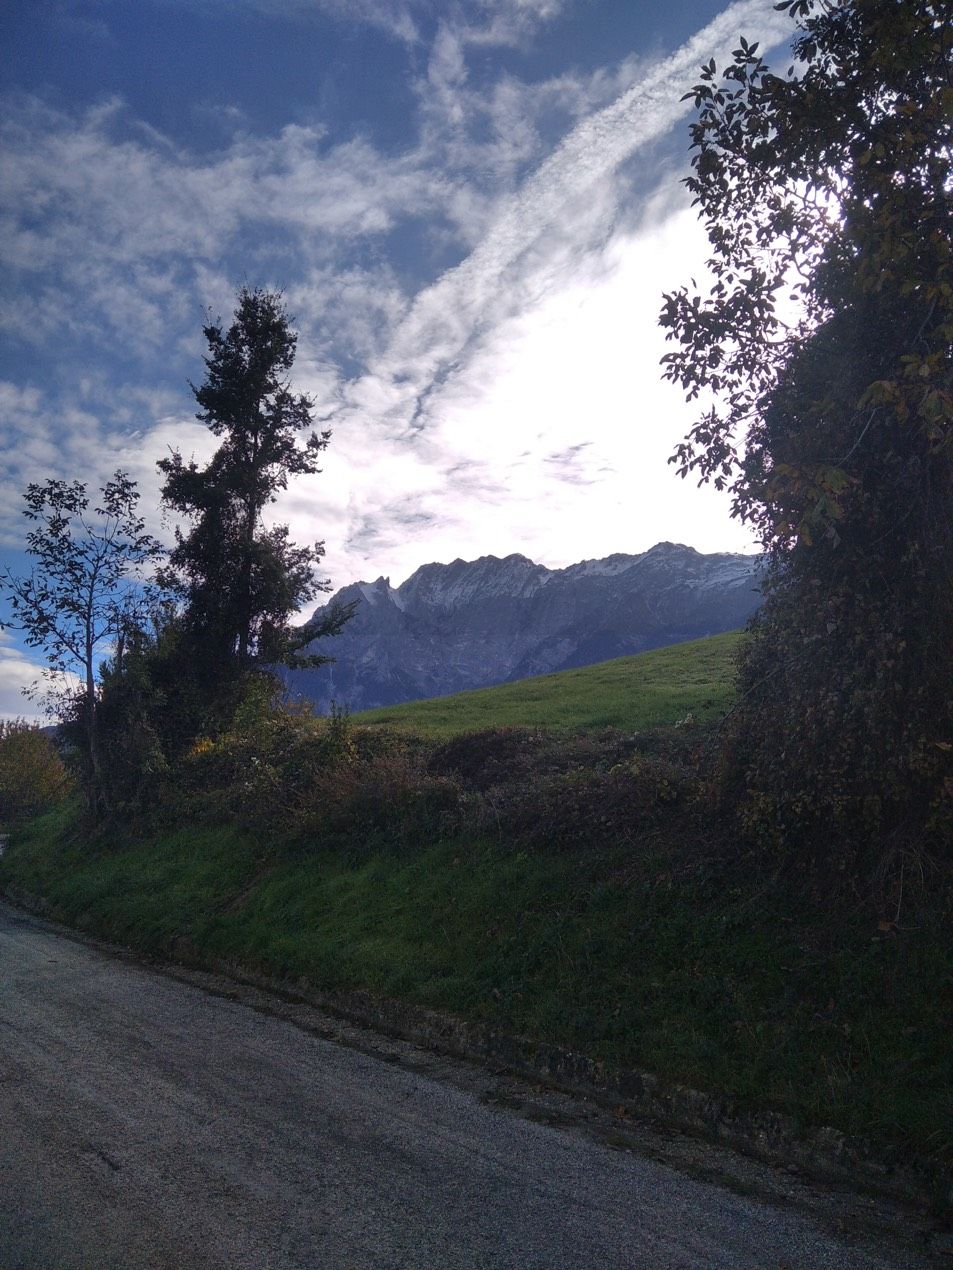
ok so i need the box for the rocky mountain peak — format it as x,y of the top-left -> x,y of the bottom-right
397,552 -> 547,610
284,543 -> 762,712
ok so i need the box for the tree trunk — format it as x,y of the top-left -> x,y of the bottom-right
237,499 -> 256,673
84,647 -> 108,817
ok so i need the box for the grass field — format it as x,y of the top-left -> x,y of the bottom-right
353,631 -> 742,738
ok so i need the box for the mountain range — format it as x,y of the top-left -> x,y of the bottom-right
283,542 -> 762,712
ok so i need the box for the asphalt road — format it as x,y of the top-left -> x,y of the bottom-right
0,901 -> 925,1268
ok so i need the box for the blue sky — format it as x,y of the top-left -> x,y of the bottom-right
0,0 -> 793,715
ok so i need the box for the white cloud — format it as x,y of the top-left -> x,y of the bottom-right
0,629 -> 82,722
174,0 -> 567,46
1,0 -> 791,615
0,0 -> 650,366
448,0 -> 567,48
260,0 -> 790,590
0,644 -> 48,724
0,380 -> 215,549
0,4 -> 780,364
0,96 -> 458,358
279,201 -> 760,591
363,1 -> 791,423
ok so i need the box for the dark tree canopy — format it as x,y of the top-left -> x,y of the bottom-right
159,287 -> 343,678
660,0 -> 953,878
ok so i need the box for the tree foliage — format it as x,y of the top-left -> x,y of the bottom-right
159,287 -> 348,683
0,719 -> 71,824
79,285 -> 355,767
660,0 -> 953,876
0,473 -> 161,811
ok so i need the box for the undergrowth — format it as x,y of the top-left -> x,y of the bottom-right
2,707 -> 951,1177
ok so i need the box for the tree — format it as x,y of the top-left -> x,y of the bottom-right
660,1 -> 952,876
158,287 -> 349,703
0,719 -> 71,825
1,473 -> 161,812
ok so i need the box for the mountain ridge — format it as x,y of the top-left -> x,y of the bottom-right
283,541 -> 762,711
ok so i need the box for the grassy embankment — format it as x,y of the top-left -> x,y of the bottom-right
353,631 -> 740,736
2,630 -> 951,1179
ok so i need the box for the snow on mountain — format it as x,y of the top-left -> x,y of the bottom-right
282,542 -> 762,712
397,553 -> 547,611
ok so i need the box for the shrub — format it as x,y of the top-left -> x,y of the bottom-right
300,748 -> 470,852
174,702 -> 468,852
160,702 -> 707,861
427,727 -> 548,791
481,754 -> 698,852
427,725 -> 682,791
0,720 -> 72,824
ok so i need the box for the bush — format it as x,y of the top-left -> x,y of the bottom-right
153,698 -> 709,861
0,720 -> 72,824
427,725 -> 690,792
174,702 -> 469,852
300,748 -> 470,852
176,698 -> 329,823
427,727 -> 548,791
481,754 -> 698,852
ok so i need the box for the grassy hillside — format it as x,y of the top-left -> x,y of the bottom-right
353,631 -> 742,738
3,624 -> 950,1193
4,806 -> 951,1180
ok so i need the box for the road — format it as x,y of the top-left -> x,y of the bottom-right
0,900 -> 926,1268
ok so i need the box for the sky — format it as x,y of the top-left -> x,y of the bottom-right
0,0 -> 795,717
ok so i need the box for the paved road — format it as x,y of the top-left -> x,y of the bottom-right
0,901 -> 923,1268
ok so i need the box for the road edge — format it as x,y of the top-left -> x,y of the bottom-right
5,883 -> 950,1223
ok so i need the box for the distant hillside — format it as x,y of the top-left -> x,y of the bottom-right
352,631 -> 743,739
284,542 -> 761,712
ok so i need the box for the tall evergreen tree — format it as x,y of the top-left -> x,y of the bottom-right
159,287 -> 346,692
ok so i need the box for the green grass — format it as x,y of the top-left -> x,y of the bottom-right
3,630 -> 949,1187
4,805 -> 951,1172
352,632 -> 742,738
